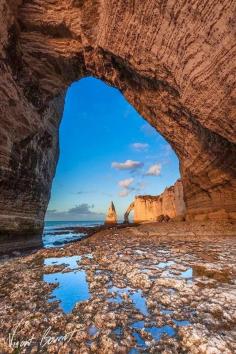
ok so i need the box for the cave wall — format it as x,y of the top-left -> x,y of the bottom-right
0,0 -> 236,243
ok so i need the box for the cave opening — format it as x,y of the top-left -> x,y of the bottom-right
0,1 -> 235,348
44,77 -> 180,244
0,0 -> 235,254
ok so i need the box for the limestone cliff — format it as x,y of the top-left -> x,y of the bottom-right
0,0 -> 236,244
125,180 -> 186,223
105,202 -> 117,225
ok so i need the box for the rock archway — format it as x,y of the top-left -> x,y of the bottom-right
124,202 -> 135,224
0,0 -> 236,243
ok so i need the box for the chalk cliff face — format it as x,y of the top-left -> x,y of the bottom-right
105,202 -> 117,225
0,1 -> 236,242
125,180 -> 186,223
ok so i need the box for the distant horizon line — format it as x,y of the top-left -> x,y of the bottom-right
45,219 -> 124,222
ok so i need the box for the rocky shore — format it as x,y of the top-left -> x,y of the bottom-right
0,223 -> 137,255
0,221 -> 235,353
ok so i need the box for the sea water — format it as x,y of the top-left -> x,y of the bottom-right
43,220 -> 103,248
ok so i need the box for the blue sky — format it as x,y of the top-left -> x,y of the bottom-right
46,77 -> 180,221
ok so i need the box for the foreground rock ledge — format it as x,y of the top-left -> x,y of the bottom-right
0,222 -> 235,353
0,0 -> 236,239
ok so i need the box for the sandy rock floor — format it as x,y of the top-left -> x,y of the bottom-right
0,222 -> 235,353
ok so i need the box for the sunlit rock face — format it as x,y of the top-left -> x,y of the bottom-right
0,0 -> 236,241
105,202 -> 117,225
125,180 -> 186,223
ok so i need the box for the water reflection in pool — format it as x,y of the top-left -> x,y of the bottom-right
44,255 -> 81,269
108,286 -> 148,315
44,255 -> 90,313
44,270 -> 90,313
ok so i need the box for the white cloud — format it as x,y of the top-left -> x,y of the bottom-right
131,142 -> 149,151
118,178 -> 134,197
119,189 -> 130,197
145,163 -> 162,176
111,160 -> 143,171
118,179 -> 148,197
140,124 -> 156,137
118,178 -> 134,188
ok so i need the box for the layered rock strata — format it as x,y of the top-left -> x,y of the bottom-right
0,0 -> 236,243
125,179 -> 186,223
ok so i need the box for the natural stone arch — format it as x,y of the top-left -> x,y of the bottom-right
124,202 -> 135,224
0,0 -> 236,244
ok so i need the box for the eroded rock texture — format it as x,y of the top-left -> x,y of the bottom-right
105,202 -> 117,225
0,0 -> 236,242
125,179 -> 186,223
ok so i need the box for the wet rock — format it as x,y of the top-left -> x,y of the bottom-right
0,224 -> 235,353
193,264 -> 233,283
179,325 -> 233,354
127,270 -> 151,289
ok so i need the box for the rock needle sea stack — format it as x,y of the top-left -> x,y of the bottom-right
105,202 -> 117,224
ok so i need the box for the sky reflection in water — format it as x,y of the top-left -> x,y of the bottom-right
44,270 -> 90,313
